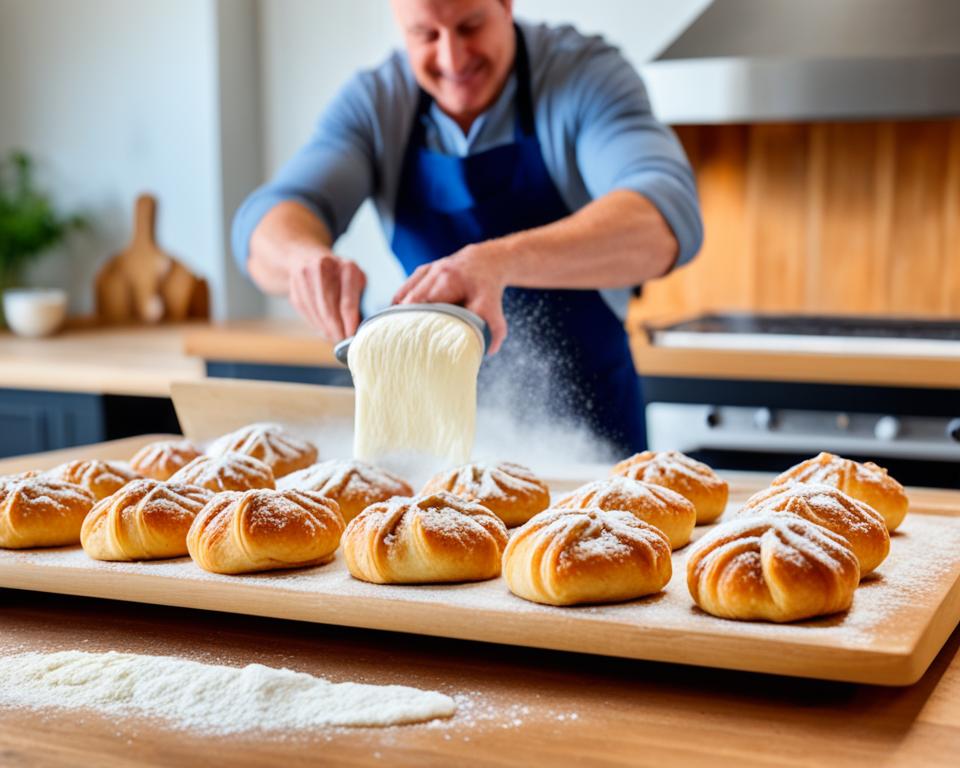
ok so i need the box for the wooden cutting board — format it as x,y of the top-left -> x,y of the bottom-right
2,434 -> 960,686
95,194 -> 209,324
170,378 -> 355,444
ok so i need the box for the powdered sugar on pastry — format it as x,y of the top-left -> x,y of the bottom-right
503,507 -> 672,606
555,476 -> 697,549
0,476 -> 96,549
342,491 -> 507,584
129,439 -> 201,481
771,452 -> 910,531
420,462 -> 550,527
44,460 -> 141,501
610,451 -> 729,524
737,482 -> 890,574
277,460 -> 412,523
207,423 -> 318,478
687,513 -> 860,623
169,452 -> 275,493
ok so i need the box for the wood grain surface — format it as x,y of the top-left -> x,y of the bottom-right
0,326 -> 205,397
629,334 -> 960,390
1,578 -> 959,766
3,318 -> 955,399
636,119 -> 960,322
3,440 -> 960,764
3,437 -> 960,687
170,379 -> 354,444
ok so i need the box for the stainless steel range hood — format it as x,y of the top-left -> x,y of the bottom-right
640,0 -> 960,123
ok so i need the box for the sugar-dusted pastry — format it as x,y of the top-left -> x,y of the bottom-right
206,422 -> 317,478
81,479 -> 213,561
554,476 -> 697,549
419,462 -> 550,527
610,451 -> 728,524
169,452 -> 275,493
45,460 -> 141,501
342,491 -> 507,584
129,438 -> 202,481
278,459 -> 412,523
503,507 -> 672,606
737,482 -> 890,574
187,489 -> 344,575
771,452 -> 909,531
0,476 -> 95,548
687,514 -> 860,623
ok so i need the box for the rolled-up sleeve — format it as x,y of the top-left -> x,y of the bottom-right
231,74 -> 378,274
572,48 -> 703,268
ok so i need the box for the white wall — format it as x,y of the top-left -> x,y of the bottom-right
0,0 -> 708,320
0,0 -> 264,319
256,0 -> 711,319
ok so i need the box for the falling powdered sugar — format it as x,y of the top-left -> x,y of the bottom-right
0,651 -> 455,733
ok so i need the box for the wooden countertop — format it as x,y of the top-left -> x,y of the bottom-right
1,576 -> 958,766
2,317 -> 956,399
0,324 -> 206,397
187,319 -> 959,389
183,318 -> 339,367
1,440 -> 959,764
630,335 -> 960,390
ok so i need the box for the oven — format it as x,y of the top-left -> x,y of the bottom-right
640,313 -> 960,488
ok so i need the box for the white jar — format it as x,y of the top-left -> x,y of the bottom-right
3,288 -> 68,338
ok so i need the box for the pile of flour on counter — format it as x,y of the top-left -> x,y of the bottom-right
0,651 -> 455,733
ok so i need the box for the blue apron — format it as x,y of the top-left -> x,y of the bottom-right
391,26 -> 646,455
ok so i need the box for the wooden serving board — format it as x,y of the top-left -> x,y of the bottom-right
2,437 -> 960,686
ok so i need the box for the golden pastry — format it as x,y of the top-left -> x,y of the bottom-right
206,422 -> 318,478
278,459 -> 412,523
45,459 -> 141,501
737,482 -> 890,574
343,491 -> 507,584
554,476 -> 697,549
503,507 -> 672,606
771,452 -> 909,531
0,476 -> 95,548
169,452 -> 275,493
81,478 -> 213,561
129,438 -> 202,481
687,514 -> 860,623
187,489 -> 344,574
420,462 -> 550,527
610,450 -> 728,524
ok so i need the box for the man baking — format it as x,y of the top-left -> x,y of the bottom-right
232,0 -> 702,455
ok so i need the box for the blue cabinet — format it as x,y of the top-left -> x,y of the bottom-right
0,388 -> 180,459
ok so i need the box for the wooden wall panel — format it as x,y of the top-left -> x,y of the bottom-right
945,122 -> 960,314
643,125 -> 752,318
746,124 -> 809,311
806,123 -> 887,314
887,122 -> 954,314
630,119 -> 960,326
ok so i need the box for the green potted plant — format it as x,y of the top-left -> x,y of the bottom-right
0,150 -> 86,335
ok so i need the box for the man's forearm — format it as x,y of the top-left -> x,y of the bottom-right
247,201 -> 334,295
481,189 -> 678,290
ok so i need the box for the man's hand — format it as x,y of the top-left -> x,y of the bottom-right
288,250 -> 366,341
392,244 -> 508,354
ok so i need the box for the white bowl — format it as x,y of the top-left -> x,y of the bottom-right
3,289 -> 68,338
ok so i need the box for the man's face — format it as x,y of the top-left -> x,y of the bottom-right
391,0 -> 515,130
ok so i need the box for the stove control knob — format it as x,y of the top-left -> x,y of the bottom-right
705,408 -> 721,429
946,418 -> 960,443
874,416 -> 901,442
753,407 -> 774,430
